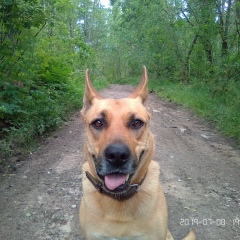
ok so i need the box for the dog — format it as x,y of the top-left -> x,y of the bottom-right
79,67 -> 196,240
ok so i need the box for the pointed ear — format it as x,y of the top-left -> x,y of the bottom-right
129,66 -> 148,103
81,69 -> 102,115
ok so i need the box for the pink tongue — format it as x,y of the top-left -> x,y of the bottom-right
104,174 -> 127,191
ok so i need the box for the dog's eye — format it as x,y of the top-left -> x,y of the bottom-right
91,119 -> 104,129
131,119 -> 144,129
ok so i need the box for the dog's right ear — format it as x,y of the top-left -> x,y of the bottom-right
128,66 -> 148,104
81,69 -> 102,116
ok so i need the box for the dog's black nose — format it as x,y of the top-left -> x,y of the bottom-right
105,144 -> 131,166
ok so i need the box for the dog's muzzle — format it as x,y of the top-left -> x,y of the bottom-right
85,170 -> 147,201
86,143 -> 147,201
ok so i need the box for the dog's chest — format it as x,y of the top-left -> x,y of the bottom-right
92,234 -> 147,240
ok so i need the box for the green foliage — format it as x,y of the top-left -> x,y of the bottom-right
0,76 -> 84,155
0,0 -> 97,165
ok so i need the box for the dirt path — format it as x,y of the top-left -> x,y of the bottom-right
0,85 -> 239,240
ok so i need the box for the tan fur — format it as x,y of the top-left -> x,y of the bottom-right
79,67 -> 196,240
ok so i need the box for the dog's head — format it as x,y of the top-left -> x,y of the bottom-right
81,67 -> 154,193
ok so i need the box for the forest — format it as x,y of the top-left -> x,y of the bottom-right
0,0 -> 240,166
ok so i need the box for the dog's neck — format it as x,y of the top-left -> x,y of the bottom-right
85,171 -> 147,201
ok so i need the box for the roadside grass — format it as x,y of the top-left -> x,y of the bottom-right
151,79 -> 240,143
111,76 -> 240,144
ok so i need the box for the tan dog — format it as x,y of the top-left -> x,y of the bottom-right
79,67 -> 196,240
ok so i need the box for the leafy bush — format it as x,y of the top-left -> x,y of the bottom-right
0,73 -> 85,164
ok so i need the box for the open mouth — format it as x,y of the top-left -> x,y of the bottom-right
104,173 -> 130,191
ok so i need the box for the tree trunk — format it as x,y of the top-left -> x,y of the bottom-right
218,0 -> 232,56
236,0 -> 240,53
182,35 -> 199,81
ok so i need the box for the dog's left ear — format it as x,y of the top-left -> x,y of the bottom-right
81,69 -> 102,115
129,66 -> 148,103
